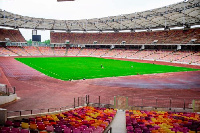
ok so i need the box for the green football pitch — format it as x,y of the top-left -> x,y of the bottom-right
15,57 -> 199,81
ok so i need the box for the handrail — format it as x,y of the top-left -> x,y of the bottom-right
7,105 -> 73,118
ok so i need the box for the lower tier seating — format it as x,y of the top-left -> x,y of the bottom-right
0,106 -> 117,133
126,110 -> 200,133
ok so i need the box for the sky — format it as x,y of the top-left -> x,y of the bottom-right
0,0 -> 184,41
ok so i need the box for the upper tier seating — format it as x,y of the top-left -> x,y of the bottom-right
0,29 -> 26,42
50,28 -> 200,44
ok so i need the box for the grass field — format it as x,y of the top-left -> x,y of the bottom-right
15,57 -> 199,81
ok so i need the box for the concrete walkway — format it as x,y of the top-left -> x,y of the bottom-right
108,110 -> 126,133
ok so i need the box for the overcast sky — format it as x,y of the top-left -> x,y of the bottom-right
0,0 -> 184,41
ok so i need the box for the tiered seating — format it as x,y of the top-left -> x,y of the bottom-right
0,29 -> 26,42
0,47 -> 18,56
142,50 -> 159,60
126,110 -> 200,133
50,32 -> 61,44
78,48 -> 96,56
102,33 -> 122,44
0,107 -> 116,133
131,50 -> 153,59
54,47 -> 67,56
117,49 -> 138,58
67,48 -> 81,56
90,49 -> 109,57
191,52 -> 200,63
37,47 -> 55,56
23,46 -> 42,56
7,46 -> 30,56
9,30 -> 26,42
104,49 -> 123,57
178,51 -> 200,64
161,51 -> 192,62
50,28 -> 200,44
75,33 -> 90,44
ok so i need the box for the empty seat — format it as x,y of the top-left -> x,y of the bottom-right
37,124 -> 46,131
21,122 -> 29,129
20,129 -> 29,133
13,121 -> 21,128
1,127 -> 10,132
29,123 -> 37,130
11,128 -> 20,133
46,125 -> 54,132
5,120 -> 13,127
54,126 -> 62,133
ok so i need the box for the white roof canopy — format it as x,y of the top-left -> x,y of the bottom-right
0,0 -> 199,31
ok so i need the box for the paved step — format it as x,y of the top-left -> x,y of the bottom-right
108,110 -> 126,133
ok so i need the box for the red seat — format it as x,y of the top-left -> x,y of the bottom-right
5,121 -> 13,127
37,124 -> 46,131
1,127 -> 10,132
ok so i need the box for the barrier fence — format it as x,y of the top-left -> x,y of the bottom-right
6,95 -> 200,118
7,105 -> 73,118
0,84 -> 16,96
88,95 -> 199,111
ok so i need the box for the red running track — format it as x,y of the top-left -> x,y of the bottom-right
0,56 -> 199,111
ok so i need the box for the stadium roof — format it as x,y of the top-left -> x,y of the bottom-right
0,0 -> 199,32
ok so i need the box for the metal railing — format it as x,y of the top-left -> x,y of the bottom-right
7,95 -> 199,118
0,86 -> 15,96
86,95 -> 199,111
7,105 -> 73,118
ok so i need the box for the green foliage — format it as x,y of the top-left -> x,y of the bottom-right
43,39 -> 50,45
15,57 -> 199,81
26,39 -> 32,44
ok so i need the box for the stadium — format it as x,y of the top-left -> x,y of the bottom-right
0,0 -> 200,132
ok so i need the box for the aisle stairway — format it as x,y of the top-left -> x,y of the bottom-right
107,110 -> 126,133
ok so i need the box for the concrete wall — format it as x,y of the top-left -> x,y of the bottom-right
0,94 -> 17,105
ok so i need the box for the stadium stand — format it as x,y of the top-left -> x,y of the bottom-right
126,110 -> 200,133
90,49 -> 109,57
50,28 -> 200,45
0,47 -> 18,56
0,29 -> 26,43
104,49 -> 123,57
0,107 -> 116,133
54,47 -> 67,56
78,48 -> 96,56
116,49 -> 138,58
67,47 -> 81,56
23,46 -> 42,56
177,51 -> 200,64
7,46 -> 30,56
37,47 -> 55,56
